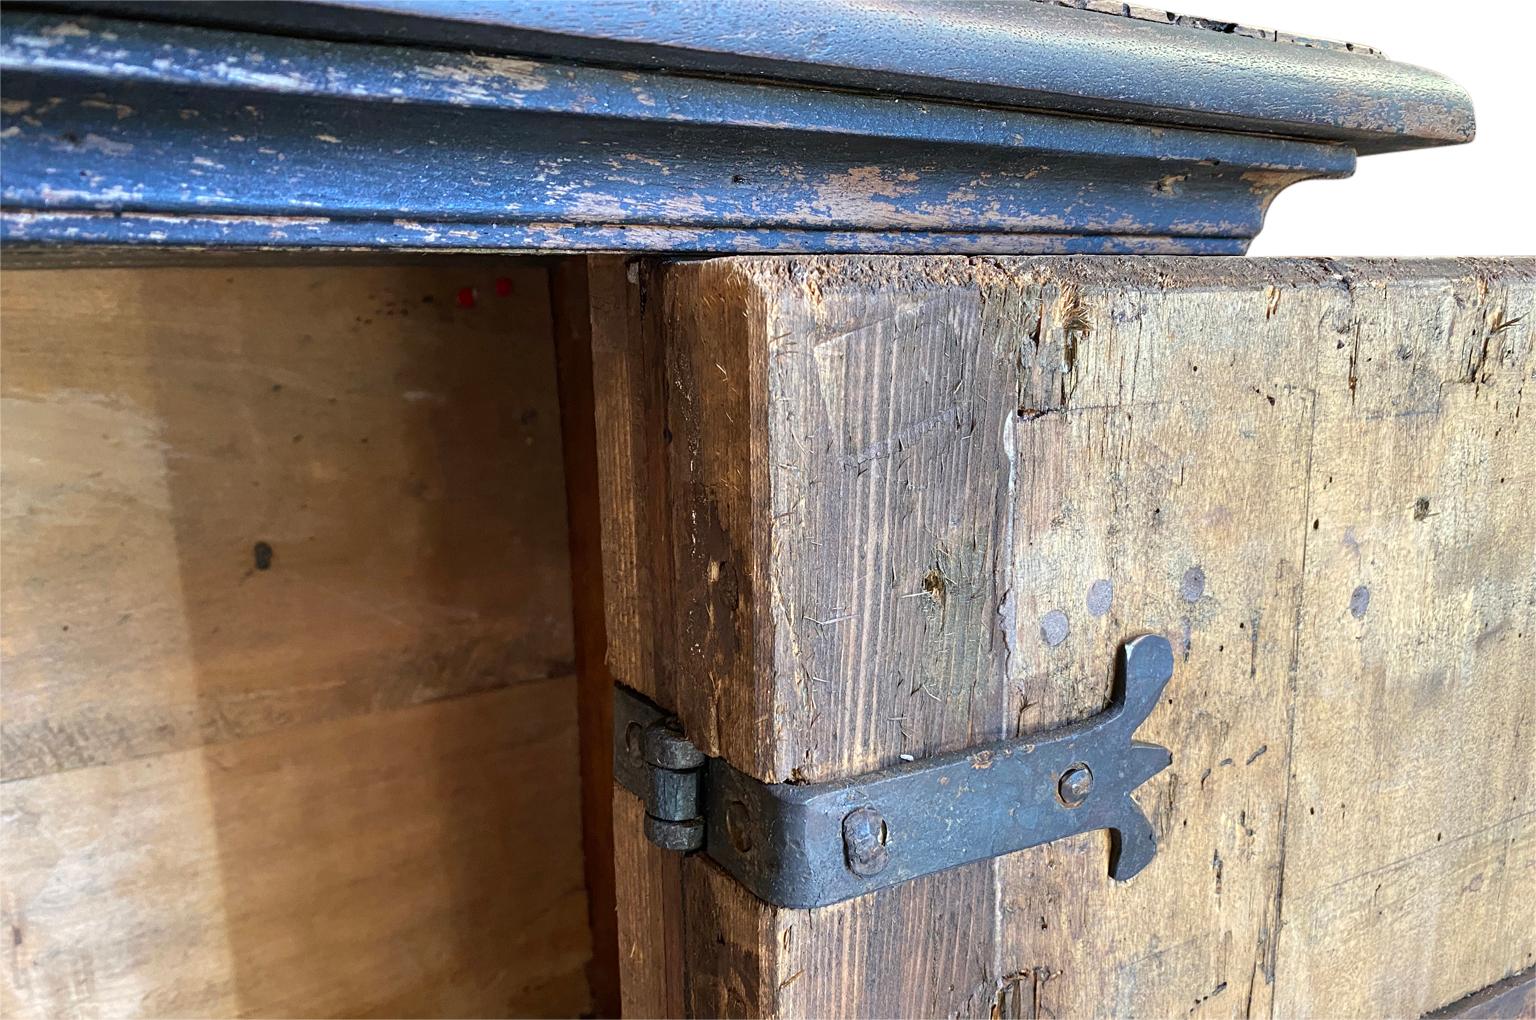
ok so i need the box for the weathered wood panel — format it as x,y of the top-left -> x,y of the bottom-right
586,254 -> 692,1019
605,256 -> 1535,1018
659,258 -> 1009,1017
984,262 -> 1315,1020
550,255 -> 621,1017
1274,265 -> 1536,1017
0,263 -> 591,1017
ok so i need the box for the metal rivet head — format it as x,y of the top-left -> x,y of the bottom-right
1058,764 -> 1094,808
842,805 -> 890,877
725,799 -> 753,855
623,721 -> 645,764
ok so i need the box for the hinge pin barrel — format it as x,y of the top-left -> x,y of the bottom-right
639,719 -> 706,851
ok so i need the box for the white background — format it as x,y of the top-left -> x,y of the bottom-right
1181,1 -> 1535,256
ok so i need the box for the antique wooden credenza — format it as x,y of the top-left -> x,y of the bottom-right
1,3 -> 1531,1018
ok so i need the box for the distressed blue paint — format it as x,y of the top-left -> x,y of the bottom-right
0,5 -> 1468,255
0,211 -> 1252,254
0,13 -> 1356,172
46,0 -> 1476,154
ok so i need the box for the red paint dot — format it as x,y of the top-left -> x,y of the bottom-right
456,286 -> 476,309
494,276 -> 513,297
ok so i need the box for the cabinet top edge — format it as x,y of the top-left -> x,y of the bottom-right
27,0 -> 1473,153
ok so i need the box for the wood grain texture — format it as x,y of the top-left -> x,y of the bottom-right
655,258 -> 1009,1017
987,259 -> 1314,1020
1272,263 -> 1536,1018
588,254 -> 672,707
586,254 -> 695,1018
2,679 -> 591,1019
611,791 -> 686,1019
551,256 -> 622,1018
1,263 -> 591,1017
1,264 -> 574,780
605,256 -> 1535,1018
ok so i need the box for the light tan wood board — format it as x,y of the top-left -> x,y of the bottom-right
602,256 -> 1535,1018
1,264 -> 591,1018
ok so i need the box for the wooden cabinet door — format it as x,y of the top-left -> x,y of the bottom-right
591,256 -> 1535,1019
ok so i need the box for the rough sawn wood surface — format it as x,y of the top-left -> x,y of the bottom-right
601,255 -> 1535,1019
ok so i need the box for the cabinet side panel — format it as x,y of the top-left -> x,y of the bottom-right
1275,265 -> 1536,1017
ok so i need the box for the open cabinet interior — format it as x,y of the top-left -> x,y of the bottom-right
0,257 -> 615,1019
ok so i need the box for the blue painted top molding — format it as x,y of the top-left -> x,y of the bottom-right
0,1 -> 1475,255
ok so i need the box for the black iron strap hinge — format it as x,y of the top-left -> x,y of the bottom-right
613,635 -> 1174,909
